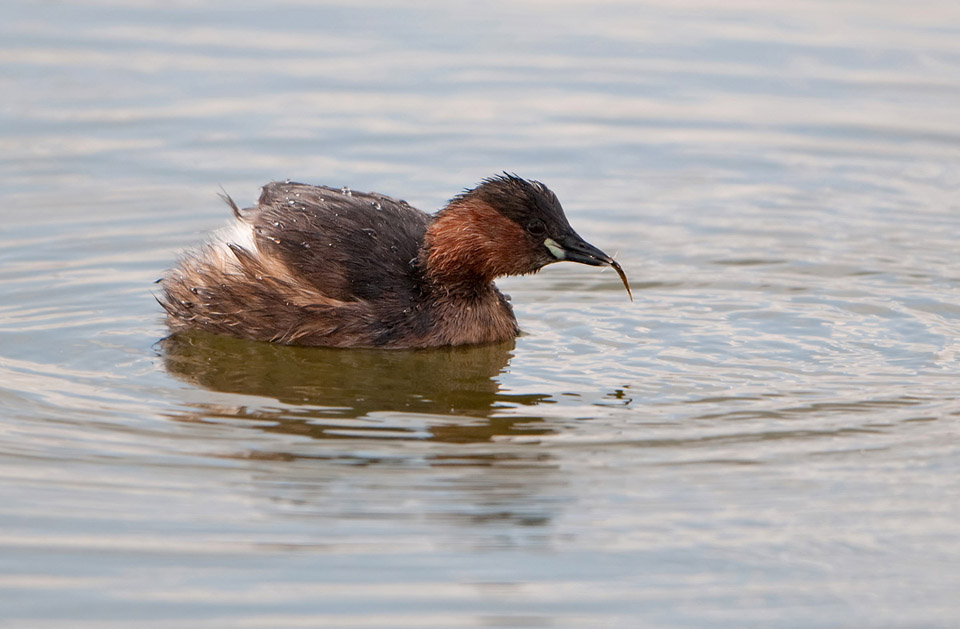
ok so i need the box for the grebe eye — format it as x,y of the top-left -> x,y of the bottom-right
526,219 -> 546,236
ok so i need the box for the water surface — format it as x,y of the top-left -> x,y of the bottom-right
2,1 -> 960,627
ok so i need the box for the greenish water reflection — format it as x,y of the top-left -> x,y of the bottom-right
159,330 -> 555,445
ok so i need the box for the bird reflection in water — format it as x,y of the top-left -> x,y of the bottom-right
159,330 -> 556,449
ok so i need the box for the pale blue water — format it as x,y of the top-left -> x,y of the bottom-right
2,1 -> 960,627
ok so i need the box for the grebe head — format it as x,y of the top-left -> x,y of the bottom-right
431,174 -> 632,299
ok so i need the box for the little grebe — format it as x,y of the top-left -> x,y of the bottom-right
159,174 -> 631,348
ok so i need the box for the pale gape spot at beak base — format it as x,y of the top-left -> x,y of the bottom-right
543,238 -> 566,260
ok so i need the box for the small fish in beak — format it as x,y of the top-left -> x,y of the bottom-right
545,231 -> 632,301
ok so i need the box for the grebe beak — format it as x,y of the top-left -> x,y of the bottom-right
544,232 -> 633,302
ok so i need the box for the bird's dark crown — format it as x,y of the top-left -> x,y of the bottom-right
452,173 -> 573,239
